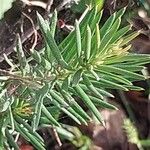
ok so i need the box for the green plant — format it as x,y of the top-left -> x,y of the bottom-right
0,6 -> 150,149
123,119 -> 150,150
123,119 -> 143,150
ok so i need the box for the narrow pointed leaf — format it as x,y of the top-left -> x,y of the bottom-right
75,20 -> 82,58
60,90 -> 91,121
41,58 -> 52,70
51,100 -> 83,125
85,25 -> 92,61
124,85 -> 144,91
105,54 -> 150,64
61,7 -> 96,61
73,85 -> 105,126
62,75 -> 71,92
100,12 -> 116,38
111,65 -> 144,72
98,65 -> 145,80
14,115 -> 44,144
5,128 -> 20,150
16,35 -> 29,74
37,12 -> 71,70
89,96 -> 118,110
32,84 -> 50,131
15,122 -> 45,150
46,30 -> 71,69
49,90 -> 69,107
82,73 -> 103,99
120,31 -> 140,46
110,25 -> 131,44
115,7 -> 126,18
99,78 -> 128,91
31,49 -> 42,63
80,84 -> 114,98
50,9 -> 57,37
72,68 -> 83,86
95,69 -> 133,85
42,104 -> 60,126
98,17 -> 121,54
91,23 -> 101,58
91,80 -> 128,91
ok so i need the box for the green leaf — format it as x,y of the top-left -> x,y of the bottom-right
55,126 -> 75,140
75,20 -> 82,58
60,90 -> 91,121
98,65 -> 145,80
100,12 -> 116,38
89,96 -> 118,110
0,117 -> 5,149
14,115 -> 44,144
51,100 -> 83,125
16,34 -> 29,74
110,65 -> 144,72
85,25 -> 92,61
32,83 -> 50,131
41,58 -> 52,70
5,128 -> 20,150
49,90 -> 69,107
115,7 -> 126,18
62,75 -> 71,92
37,12 -> 71,70
15,122 -> 46,150
82,73 -> 103,99
105,54 -> 150,65
73,85 -> 105,126
80,84 -> 114,98
95,69 -> 133,85
42,104 -> 60,126
120,31 -> 140,46
124,85 -> 144,91
98,78 -> 128,91
91,80 -> 127,90
90,24 -> 101,58
100,7 -> 126,38
98,17 -> 121,54
46,30 -> 71,69
110,25 -> 131,44
72,68 -> 83,86
31,49 -> 42,63
49,90 -> 87,124
50,9 -> 57,37
62,7 -> 102,63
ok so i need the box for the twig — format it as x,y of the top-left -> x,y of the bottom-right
46,0 -> 54,13
21,0 -> 47,9
0,25 -> 39,63
0,69 -> 55,86
51,128 -> 62,147
22,12 -> 38,51
0,0 -> 53,63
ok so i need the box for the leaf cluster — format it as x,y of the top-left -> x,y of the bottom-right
0,6 -> 150,149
